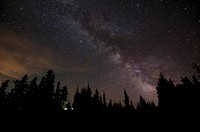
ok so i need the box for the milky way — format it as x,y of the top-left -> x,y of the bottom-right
1,0 -> 200,105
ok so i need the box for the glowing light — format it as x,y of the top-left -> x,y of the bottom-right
64,108 -> 68,110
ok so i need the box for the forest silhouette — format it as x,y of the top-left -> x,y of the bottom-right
0,64 -> 200,121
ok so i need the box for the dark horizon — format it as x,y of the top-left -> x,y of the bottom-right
0,64 -> 200,109
0,65 -> 200,116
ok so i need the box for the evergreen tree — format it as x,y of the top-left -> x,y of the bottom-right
72,87 -> 80,111
124,89 -> 131,111
156,73 -> 175,111
38,70 -> 55,112
54,82 -> 62,110
11,74 -> 29,111
60,85 -> 68,110
93,89 -> 101,111
25,77 -> 38,112
137,95 -> 147,112
99,95 -> 103,110
103,92 -> 107,108
0,80 -> 9,111
108,99 -> 113,111
130,101 -> 135,111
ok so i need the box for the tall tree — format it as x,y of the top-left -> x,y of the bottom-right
38,70 -> 55,112
124,89 -> 131,111
54,82 -> 62,110
93,89 -> 101,111
72,87 -> 80,111
11,74 -> 29,111
103,92 -> 107,108
0,80 -> 9,111
137,95 -> 147,112
156,73 -> 175,111
25,77 -> 38,112
60,85 -> 68,110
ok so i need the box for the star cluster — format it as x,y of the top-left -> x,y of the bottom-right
1,0 -> 200,105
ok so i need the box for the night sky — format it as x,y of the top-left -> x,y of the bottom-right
1,0 -> 200,105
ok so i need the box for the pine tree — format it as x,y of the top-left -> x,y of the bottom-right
60,85 -> 68,110
11,74 -> 29,111
137,95 -> 147,112
103,92 -> 107,108
72,87 -> 80,111
124,89 -> 130,111
26,77 -> 38,112
54,82 -> 62,110
0,80 -> 9,111
93,89 -> 101,111
38,70 -> 55,112
156,73 -> 175,111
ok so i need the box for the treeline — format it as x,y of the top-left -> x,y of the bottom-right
0,64 -> 200,116
0,70 -> 145,114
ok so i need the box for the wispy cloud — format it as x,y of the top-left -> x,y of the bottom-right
0,28 -> 94,80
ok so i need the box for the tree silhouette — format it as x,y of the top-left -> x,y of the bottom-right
0,64 -> 200,117
80,87 -> 92,111
0,80 -> 9,111
25,77 -> 38,113
123,89 -> 135,112
38,70 -> 55,112
102,92 -> 107,108
72,84 -> 93,112
123,89 -> 130,108
72,87 -> 81,111
92,89 -> 102,111
137,95 -> 146,112
10,74 -> 29,111
137,95 -> 157,112
155,67 -> 200,113
54,82 -> 62,110
108,99 -> 113,111
60,85 -> 68,110
156,73 -> 175,112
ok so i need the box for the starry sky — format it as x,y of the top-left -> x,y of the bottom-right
1,0 -> 200,105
